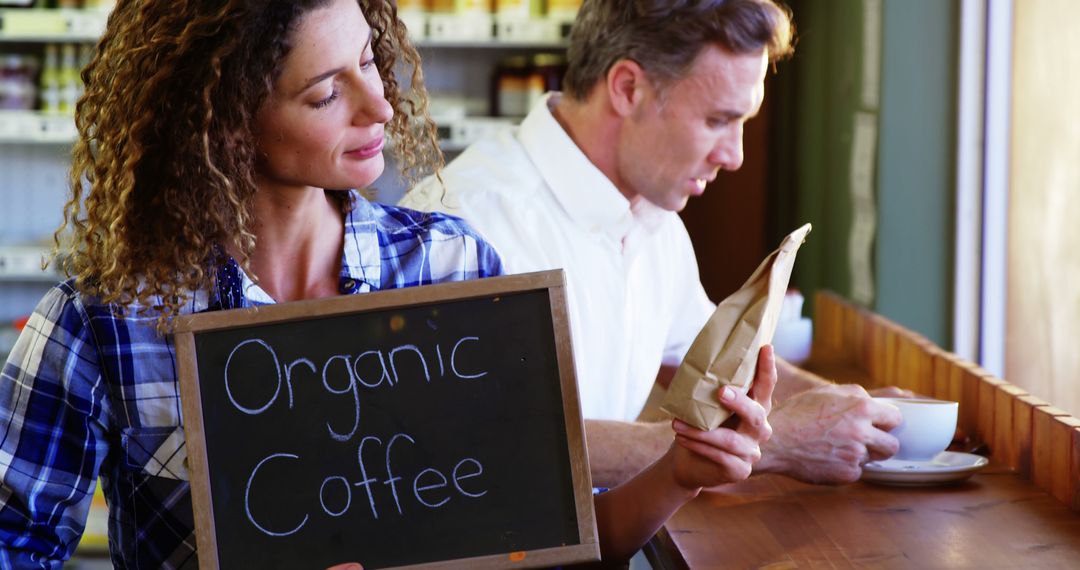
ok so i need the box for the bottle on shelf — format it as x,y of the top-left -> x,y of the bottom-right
427,0 -> 449,12
492,53 -> 567,118
83,0 -> 116,10
547,0 -> 582,20
493,55 -> 530,117
397,0 -> 427,13
0,54 -> 38,110
39,43 -> 61,114
495,0 -> 543,18
524,63 -> 544,113
532,52 -> 567,93
454,0 -> 490,16
59,43 -> 78,113
77,43 -> 93,101
428,0 -> 494,41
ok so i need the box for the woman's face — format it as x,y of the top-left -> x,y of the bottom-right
254,0 -> 394,193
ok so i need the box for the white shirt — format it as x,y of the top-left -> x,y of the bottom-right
401,94 -> 715,421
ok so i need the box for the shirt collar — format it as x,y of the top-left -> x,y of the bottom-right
518,93 -> 670,240
211,189 -> 379,309
339,195 -> 381,293
518,93 -> 635,240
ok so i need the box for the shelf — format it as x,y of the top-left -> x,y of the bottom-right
1,8 -> 571,47
0,110 -> 519,149
0,110 -> 76,144
0,245 -> 61,283
0,8 -> 570,46
416,39 -> 567,50
0,8 -> 107,43
437,116 -> 517,152
407,11 -> 570,49
0,112 -> 521,152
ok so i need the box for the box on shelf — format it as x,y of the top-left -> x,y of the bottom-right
427,12 -> 493,42
0,244 -> 59,280
0,7 -> 107,40
0,110 -> 77,142
445,116 -> 516,149
427,95 -> 475,123
0,54 -> 38,111
399,9 -> 426,40
494,15 -> 561,43
65,8 -> 106,37
0,315 -> 27,364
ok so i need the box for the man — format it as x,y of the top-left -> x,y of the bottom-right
401,0 -> 904,487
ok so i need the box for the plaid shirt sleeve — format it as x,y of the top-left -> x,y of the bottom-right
0,282 -> 110,569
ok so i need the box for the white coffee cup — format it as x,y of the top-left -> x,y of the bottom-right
874,397 -> 958,461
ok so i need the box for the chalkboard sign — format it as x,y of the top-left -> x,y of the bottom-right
173,271 -> 598,570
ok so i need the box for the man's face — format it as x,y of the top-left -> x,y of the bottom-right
616,45 -> 769,212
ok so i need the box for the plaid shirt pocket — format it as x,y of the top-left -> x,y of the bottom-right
120,425 -> 189,481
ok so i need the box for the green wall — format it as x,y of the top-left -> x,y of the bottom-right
875,0 -> 956,346
772,0 -> 955,346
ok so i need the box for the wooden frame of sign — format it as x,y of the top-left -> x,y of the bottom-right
173,270 -> 599,569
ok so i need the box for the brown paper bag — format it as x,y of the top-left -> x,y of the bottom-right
661,223 -> 812,430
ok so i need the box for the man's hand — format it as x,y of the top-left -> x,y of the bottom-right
756,383 -> 902,484
669,345 -> 777,489
326,564 -> 362,570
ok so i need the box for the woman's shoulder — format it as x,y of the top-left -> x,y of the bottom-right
29,278 -> 115,325
28,277 -> 196,340
351,198 -> 504,279
359,199 -> 491,244
8,279 -> 105,373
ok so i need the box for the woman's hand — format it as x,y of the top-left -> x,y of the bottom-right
669,345 -> 777,489
326,564 -> 363,570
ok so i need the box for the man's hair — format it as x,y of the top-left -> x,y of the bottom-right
58,0 -> 440,328
563,0 -> 795,100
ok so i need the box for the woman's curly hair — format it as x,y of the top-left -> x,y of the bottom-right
56,0 -> 440,324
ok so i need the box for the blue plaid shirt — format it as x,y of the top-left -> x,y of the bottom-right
0,194 -> 503,569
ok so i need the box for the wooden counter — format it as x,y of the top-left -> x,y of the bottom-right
648,292 -> 1080,569
649,466 -> 1080,568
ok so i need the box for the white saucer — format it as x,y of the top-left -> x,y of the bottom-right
861,451 -> 989,487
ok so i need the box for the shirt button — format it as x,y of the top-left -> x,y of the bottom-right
340,278 -> 358,293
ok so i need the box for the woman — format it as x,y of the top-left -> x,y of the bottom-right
0,1 -> 774,568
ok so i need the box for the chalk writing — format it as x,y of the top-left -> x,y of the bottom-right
243,433 -> 489,536
226,335 -> 494,537
223,335 -> 490,417
245,453 -> 308,537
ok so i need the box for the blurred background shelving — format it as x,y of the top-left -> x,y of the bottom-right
0,3 -> 117,564
0,0 -> 578,339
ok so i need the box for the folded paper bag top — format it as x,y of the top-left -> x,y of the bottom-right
660,223 -> 812,430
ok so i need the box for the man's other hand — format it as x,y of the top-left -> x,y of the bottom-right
868,385 -> 916,398
756,383 -> 902,484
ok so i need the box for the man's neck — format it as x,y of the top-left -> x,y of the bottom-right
551,92 -> 633,203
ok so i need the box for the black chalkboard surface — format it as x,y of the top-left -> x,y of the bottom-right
173,270 -> 598,570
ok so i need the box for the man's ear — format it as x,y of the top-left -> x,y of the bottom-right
605,59 -> 650,118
